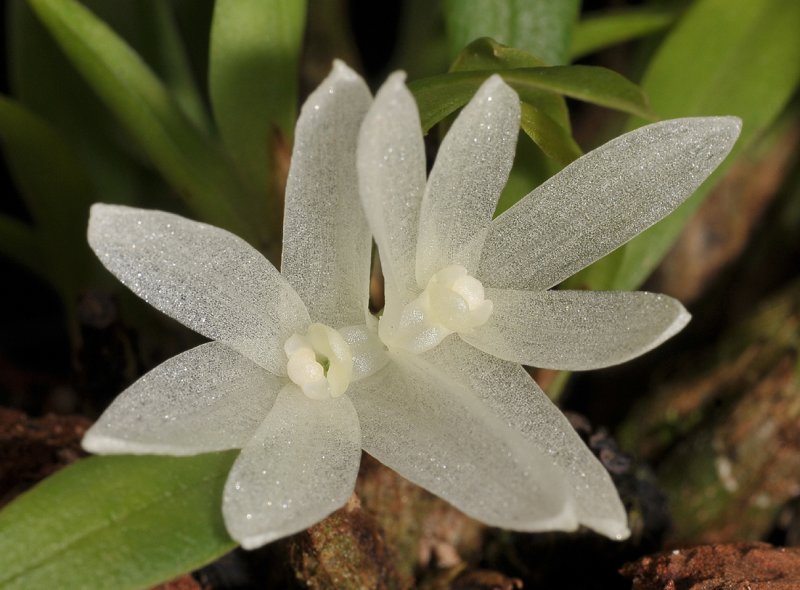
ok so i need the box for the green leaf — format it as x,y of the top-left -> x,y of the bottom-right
451,36 -> 548,70
449,37 -> 570,129
410,65 -> 652,132
8,0 -> 150,206
135,1 -> 211,132
444,0 -> 580,66
27,0 -> 263,246
209,0 -> 307,198
0,96 -> 95,290
570,7 -> 677,60
569,0 -> 800,291
519,102 -> 582,166
0,452 -> 238,590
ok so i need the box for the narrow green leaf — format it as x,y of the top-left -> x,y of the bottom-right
0,96 -> 95,290
570,7 -> 677,60
519,102 -> 582,166
410,65 -> 652,131
570,0 -> 800,291
135,1 -> 211,132
451,36 -> 548,70
0,214 -> 43,278
444,0 -> 580,66
0,453 -> 237,590
9,0 -> 148,206
27,0 -> 262,246
450,37 -> 570,129
210,0 -> 307,196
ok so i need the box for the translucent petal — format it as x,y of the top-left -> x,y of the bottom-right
282,61 -> 373,327
477,117 -> 742,290
462,289 -> 690,370
223,385 -> 361,549
82,342 -> 282,455
88,204 -> 310,375
426,338 -> 629,539
357,71 -> 427,324
415,75 -> 519,285
349,354 -> 576,532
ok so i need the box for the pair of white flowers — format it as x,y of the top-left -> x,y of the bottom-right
83,61 -> 740,549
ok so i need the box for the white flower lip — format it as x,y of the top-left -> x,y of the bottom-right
386,264 -> 494,353
284,323 -> 354,399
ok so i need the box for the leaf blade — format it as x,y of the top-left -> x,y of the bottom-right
443,0 -> 580,66
27,0 -> 262,245
0,453 -> 238,590
409,65 -> 652,131
570,7 -> 677,60
209,0 -> 307,195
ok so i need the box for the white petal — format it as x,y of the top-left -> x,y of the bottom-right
415,75 -> 520,286
357,71 -> 427,322
88,204 -> 310,375
477,117 -> 742,290
223,385 -> 362,549
426,338 -> 629,539
463,289 -> 690,370
282,61 -> 373,328
82,342 -> 281,455
349,354 -> 576,532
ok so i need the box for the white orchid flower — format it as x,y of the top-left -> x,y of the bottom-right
82,62 -> 591,549
357,73 -> 741,538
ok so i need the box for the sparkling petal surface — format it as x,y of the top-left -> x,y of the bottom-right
463,289 -> 690,370
282,61 -> 373,327
349,353 -> 576,532
477,117 -> 742,290
82,342 -> 281,455
426,338 -> 629,539
88,204 -> 310,375
415,75 -> 519,286
357,71 -> 427,329
223,385 -> 361,549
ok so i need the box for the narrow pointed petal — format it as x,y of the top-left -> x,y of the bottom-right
477,117 -> 742,290
463,289 -> 690,370
282,61 -> 373,328
82,343 -> 282,455
357,71 -> 427,318
415,75 -> 520,286
88,204 -> 310,375
349,355 -> 576,532
427,338 -> 630,539
223,385 -> 361,549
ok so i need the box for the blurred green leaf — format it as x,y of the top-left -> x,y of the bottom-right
209,0 -> 307,199
519,102 -> 582,166
27,0 -> 262,245
0,96 -> 95,291
570,7 -> 677,60
410,65 -> 652,132
444,0 -> 580,66
136,1 -> 211,132
0,452 -> 237,590
9,0 -> 152,206
569,0 -> 800,291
